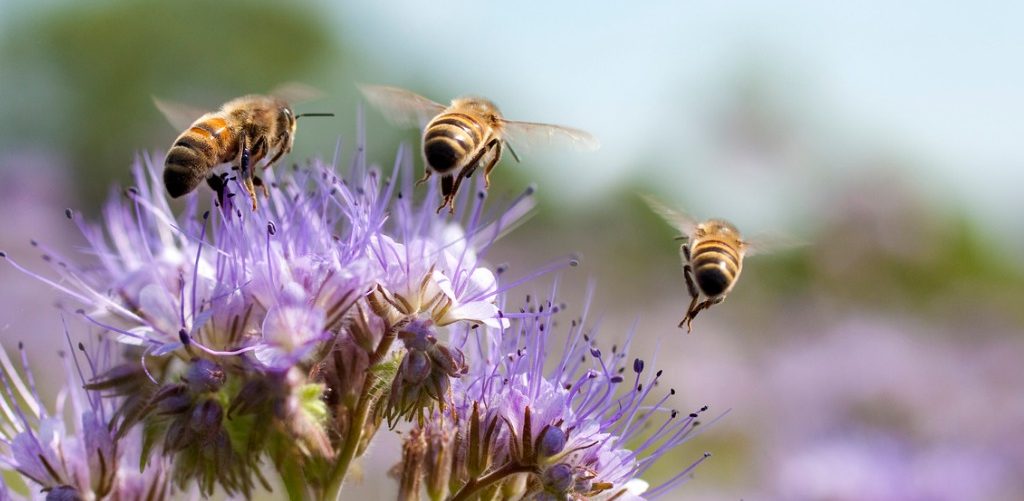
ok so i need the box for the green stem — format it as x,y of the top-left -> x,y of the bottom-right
449,462 -> 538,501
320,321 -> 403,501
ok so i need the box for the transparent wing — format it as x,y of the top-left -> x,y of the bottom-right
358,84 -> 446,129
152,97 -> 209,131
269,82 -> 325,104
501,120 -> 600,153
640,193 -> 699,236
742,231 -> 807,257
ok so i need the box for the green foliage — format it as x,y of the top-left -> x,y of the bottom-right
298,382 -> 329,424
1,470 -> 30,496
369,353 -> 401,400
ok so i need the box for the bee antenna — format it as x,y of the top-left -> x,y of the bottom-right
505,142 -> 521,163
295,112 -> 335,119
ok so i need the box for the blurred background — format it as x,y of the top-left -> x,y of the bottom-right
1,0 -> 1023,499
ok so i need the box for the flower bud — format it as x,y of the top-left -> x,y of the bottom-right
190,399 -> 224,437
164,417 -> 195,452
424,420 -> 455,501
397,428 -> 426,501
402,350 -> 432,384
400,319 -> 435,351
536,425 -> 567,459
430,343 -> 467,376
184,358 -> 226,394
156,391 -> 192,415
541,463 -> 575,494
46,486 -> 84,501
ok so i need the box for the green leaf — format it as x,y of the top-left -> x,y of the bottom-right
367,353 -> 401,403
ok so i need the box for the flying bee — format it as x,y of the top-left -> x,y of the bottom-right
359,84 -> 599,214
643,194 -> 793,332
156,86 -> 333,210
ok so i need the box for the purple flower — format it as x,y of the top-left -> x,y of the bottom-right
0,337 -> 171,500
2,121 -> 711,499
405,290 -> 715,500
3,143 -> 534,374
1,125 -> 551,498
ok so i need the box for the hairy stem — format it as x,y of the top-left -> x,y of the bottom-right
321,320 -> 404,501
449,462 -> 538,501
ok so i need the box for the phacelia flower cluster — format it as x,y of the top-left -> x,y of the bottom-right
395,290 -> 715,501
1,130 -> 709,499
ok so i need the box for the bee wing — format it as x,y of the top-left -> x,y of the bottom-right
640,193 -> 699,237
152,97 -> 209,130
358,84 -> 447,129
269,82 -> 325,104
501,120 -> 600,153
741,232 -> 806,257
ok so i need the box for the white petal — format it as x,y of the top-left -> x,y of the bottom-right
262,305 -> 326,348
445,301 -> 499,325
623,478 -> 649,494
465,267 -> 498,298
432,270 -> 457,301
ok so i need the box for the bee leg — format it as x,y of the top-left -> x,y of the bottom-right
436,175 -> 455,214
205,174 -> 226,205
681,294 -> 700,332
458,138 -> 500,183
481,139 -> 502,189
680,263 -> 700,332
416,169 -> 432,186
444,167 -> 477,215
688,296 -> 725,330
683,263 -> 698,298
236,135 -> 259,210
682,244 -> 692,262
253,175 -> 269,199
265,145 -> 286,170
461,139 -> 501,189
242,179 -> 258,210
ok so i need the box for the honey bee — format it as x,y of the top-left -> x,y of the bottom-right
359,85 -> 599,214
643,194 -> 791,332
156,88 -> 333,209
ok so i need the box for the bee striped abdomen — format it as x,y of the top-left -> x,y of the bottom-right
423,112 -> 484,174
691,239 -> 742,297
163,117 -> 234,198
